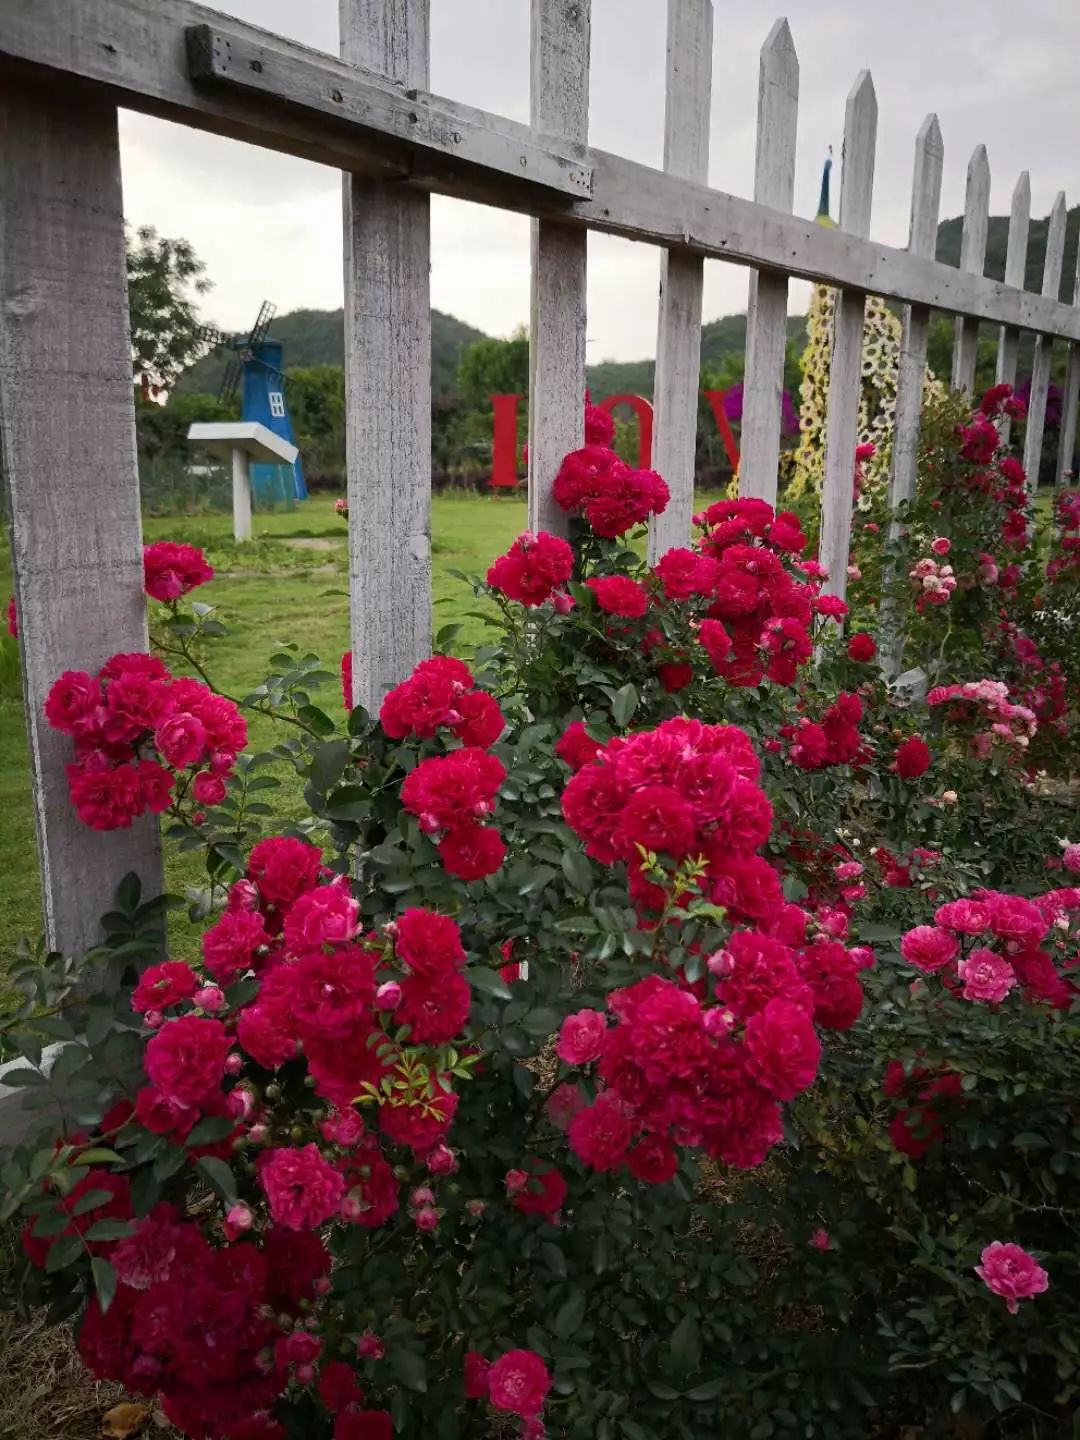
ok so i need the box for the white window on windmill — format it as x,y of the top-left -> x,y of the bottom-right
268,391 -> 286,418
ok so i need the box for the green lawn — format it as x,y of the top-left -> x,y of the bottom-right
0,492 -> 527,968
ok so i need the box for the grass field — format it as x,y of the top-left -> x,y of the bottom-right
0,492 -> 529,968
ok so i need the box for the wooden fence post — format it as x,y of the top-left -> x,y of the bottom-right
881,113 -> 943,673
995,172 -> 1031,448
819,71 -> 877,605
951,146 -> 990,394
528,0 -> 591,539
1022,192 -> 1067,491
0,85 -> 162,955
739,19 -> 799,507
340,0 -> 432,710
648,0 -> 713,562
1056,240 -> 1080,487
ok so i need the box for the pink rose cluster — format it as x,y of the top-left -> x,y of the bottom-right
899,885 -> 1080,1012
558,718 -> 865,1176
44,651 -> 246,830
909,555 -> 957,609
927,677 -> 1037,760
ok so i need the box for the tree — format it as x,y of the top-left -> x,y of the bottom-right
456,330 -> 529,408
286,365 -> 347,485
127,225 -> 213,391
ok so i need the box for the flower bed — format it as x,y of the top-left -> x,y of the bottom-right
1,384 -> 1079,1439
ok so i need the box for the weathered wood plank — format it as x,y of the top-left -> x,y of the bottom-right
0,84 -> 162,954
995,171 -> 1031,446
528,0 -> 591,538
882,113 -> 943,674
649,0 -> 713,561
341,0 -> 432,708
951,145 -> 990,393
819,71 -> 877,606
1023,190 -> 1067,489
3,0 -> 1080,340
889,115 -> 943,522
1056,240 -> 1080,486
740,18 -> 798,506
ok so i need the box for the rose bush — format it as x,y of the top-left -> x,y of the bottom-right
2,387 -> 1079,1438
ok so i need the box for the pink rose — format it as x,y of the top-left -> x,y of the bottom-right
934,899 -> 990,935
930,536 -> 951,555
555,1009 -> 607,1065
975,1241 -> 1049,1314
899,925 -> 959,973
144,1015 -> 229,1107
957,949 -> 1016,1004
154,712 -> 208,769
283,882 -> 360,951
487,1349 -> 552,1418
192,770 -> 227,805
809,1228 -> 830,1251
464,1350 -> 492,1398
258,1144 -> 346,1230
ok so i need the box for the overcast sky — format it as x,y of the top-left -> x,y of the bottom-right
118,0 -> 1080,362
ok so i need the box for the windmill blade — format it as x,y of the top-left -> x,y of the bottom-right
219,356 -> 242,407
247,300 -> 277,350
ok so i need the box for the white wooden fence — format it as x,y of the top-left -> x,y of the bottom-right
1,0 -> 1078,957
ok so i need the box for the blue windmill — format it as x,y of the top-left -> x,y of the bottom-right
206,302 -> 307,503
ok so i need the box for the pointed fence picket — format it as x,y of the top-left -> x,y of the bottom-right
1022,191 -> 1068,490
952,146 -> 991,394
1,0 -> 1080,983
649,0 -> 713,562
819,71 -> 877,606
995,172 -> 1031,447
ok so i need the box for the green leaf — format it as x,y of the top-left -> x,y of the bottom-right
611,683 -> 638,728
540,1242 -> 567,1279
197,1156 -> 238,1205
70,1189 -> 114,1217
560,848 -> 593,894
115,872 -> 142,916
44,1234 -> 84,1274
71,1148 -> 124,1166
553,1290 -> 587,1337
310,740 -> 350,794
686,1378 -> 726,1401
389,1347 -> 428,1393
325,784 -> 370,821
521,1006 -> 561,1036
467,967 -> 513,1001
32,1208 -> 75,1238
669,1314 -> 701,1376
518,865 -> 557,897
91,1256 -> 117,1313
297,704 -> 336,737
83,1219 -> 135,1243
185,1115 -> 237,1147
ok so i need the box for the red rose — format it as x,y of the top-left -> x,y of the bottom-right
394,908 -> 466,977
899,925 -> 958,973
154,711 -> 207,769
487,532 -> 574,606
464,1350 -> 492,1398
556,1009 -> 607,1065
334,1411 -> 393,1440
487,1349 -> 552,1418
567,1094 -> 632,1172
397,971 -> 471,1044
283,882 -> 360,951
847,632 -> 876,662
143,540 -> 214,601
510,1164 -> 567,1218
586,575 -> 649,618
192,770 -> 227,806
258,1144 -> 346,1230
744,997 -> 822,1100
44,670 -> 102,734
894,735 -> 931,778
144,1015 -> 230,1106
131,960 -> 197,1015
554,720 -> 603,772
247,836 -> 324,907
202,907 -> 270,984
626,1135 -> 679,1184
318,1360 -> 364,1413
438,822 -> 506,881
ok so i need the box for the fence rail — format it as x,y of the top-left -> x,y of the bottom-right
1,0 -> 1077,957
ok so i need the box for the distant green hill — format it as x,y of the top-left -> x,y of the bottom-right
178,307 -> 487,400
586,313 -> 808,401
935,205 -> 1080,300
